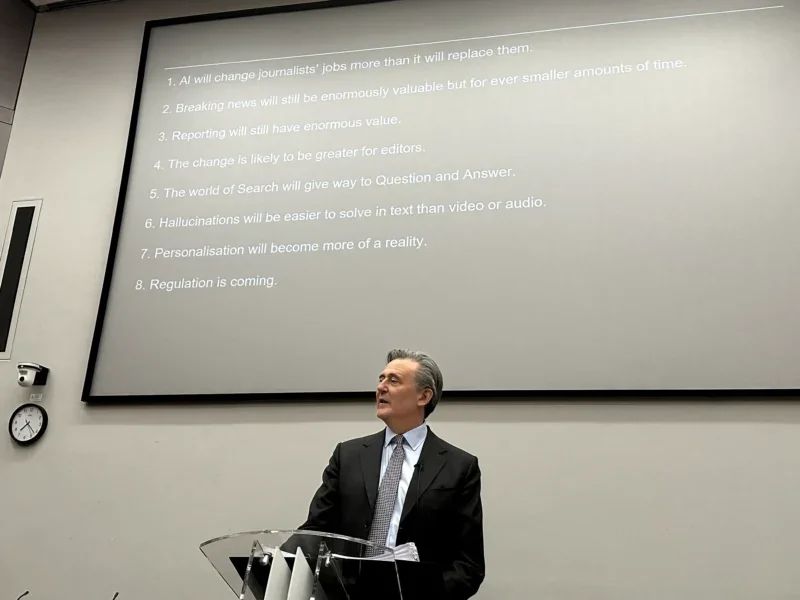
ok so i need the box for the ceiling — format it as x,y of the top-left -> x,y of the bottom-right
24,0 -> 122,11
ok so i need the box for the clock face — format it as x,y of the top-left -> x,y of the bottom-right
9,403 -> 48,445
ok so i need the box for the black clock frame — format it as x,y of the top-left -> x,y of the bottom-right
8,403 -> 48,446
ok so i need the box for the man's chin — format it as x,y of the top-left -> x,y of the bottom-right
376,404 -> 391,418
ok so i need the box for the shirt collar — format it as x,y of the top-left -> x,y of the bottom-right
384,422 -> 428,451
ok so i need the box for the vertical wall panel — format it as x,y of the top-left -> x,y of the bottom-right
0,122 -> 11,178
0,0 -> 34,176
0,0 -> 35,111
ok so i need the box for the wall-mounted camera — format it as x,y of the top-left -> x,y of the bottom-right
17,363 -> 49,387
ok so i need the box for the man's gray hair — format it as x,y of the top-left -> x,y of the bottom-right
386,349 -> 443,418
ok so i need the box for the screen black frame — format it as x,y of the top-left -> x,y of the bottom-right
81,0 -> 798,404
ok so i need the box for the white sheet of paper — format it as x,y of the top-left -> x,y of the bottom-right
263,547 -> 291,600
332,542 -> 420,562
286,547 -> 314,600
393,542 -> 420,562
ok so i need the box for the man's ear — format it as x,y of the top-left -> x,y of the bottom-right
417,388 -> 433,408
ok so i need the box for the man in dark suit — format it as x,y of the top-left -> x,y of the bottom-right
299,349 -> 485,600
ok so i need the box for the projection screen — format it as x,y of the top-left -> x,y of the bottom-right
84,0 -> 800,399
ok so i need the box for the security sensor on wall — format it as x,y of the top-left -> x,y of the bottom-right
17,363 -> 49,387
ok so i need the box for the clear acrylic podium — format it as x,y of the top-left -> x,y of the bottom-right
200,530 -> 404,600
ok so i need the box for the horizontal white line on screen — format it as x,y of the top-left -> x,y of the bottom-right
163,5 -> 784,70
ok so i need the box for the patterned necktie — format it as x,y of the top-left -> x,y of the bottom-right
366,434 -> 405,555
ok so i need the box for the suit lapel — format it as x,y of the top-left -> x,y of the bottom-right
400,429 -> 447,524
360,431 -> 385,511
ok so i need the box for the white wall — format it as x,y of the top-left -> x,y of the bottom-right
1,1 -> 799,599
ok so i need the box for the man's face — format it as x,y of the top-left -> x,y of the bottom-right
376,358 -> 430,424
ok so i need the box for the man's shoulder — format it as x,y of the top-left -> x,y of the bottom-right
333,427 -> 479,464
429,430 -> 479,465
336,430 -> 384,452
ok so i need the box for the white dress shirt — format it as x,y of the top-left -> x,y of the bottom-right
378,422 -> 428,548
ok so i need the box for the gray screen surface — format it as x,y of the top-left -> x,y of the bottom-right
90,0 -> 800,396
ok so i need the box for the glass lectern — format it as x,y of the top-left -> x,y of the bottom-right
200,530 -> 404,600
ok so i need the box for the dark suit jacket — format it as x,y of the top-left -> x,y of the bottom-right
299,427 -> 485,600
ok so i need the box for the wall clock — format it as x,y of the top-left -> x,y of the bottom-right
8,403 -> 48,446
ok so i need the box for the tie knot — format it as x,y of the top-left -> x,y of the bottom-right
393,434 -> 405,447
